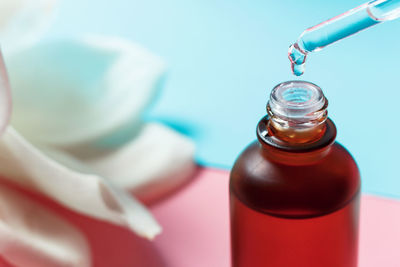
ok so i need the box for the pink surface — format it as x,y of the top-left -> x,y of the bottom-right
0,168 -> 399,266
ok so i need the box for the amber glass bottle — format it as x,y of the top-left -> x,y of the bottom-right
230,81 -> 360,267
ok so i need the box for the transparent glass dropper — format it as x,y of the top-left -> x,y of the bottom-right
288,0 -> 400,76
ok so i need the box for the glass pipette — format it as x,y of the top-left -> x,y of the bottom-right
288,0 -> 400,76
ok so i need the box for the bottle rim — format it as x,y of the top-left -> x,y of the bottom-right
268,80 -> 328,126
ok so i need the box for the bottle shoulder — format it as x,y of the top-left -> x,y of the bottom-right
230,141 -> 360,218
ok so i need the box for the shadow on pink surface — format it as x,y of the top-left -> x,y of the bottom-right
0,257 -> 13,267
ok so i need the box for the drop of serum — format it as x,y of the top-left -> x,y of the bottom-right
288,43 -> 307,76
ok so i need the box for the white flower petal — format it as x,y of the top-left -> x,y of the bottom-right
0,0 -> 58,53
6,36 -> 166,146
0,182 -> 90,267
0,127 -> 161,239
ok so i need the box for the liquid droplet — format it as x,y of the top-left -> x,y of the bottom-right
288,43 -> 307,76
291,62 -> 305,76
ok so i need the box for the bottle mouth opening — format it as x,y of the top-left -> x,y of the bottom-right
268,81 -> 327,123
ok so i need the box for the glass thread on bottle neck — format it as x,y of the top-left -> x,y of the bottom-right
266,81 -> 328,144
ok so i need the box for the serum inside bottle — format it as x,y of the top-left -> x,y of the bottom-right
230,81 -> 360,267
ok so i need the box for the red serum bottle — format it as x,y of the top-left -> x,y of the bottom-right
230,81 -> 360,267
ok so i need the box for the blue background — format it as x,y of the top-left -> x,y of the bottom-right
47,0 -> 400,198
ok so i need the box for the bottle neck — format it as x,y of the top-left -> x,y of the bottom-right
267,110 -> 327,144
257,116 -> 336,164
257,81 -> 336,164
267,80 -> 328,144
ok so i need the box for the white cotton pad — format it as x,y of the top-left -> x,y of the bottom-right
0,54 -> 11,136
0,183 -> 90,267
0,127 -> 161,239
6,36 -> 166,146
0,0 -> 58,53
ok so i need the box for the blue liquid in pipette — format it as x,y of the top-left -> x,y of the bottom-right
288,3 -> 381,76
